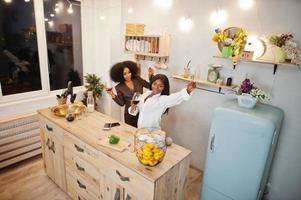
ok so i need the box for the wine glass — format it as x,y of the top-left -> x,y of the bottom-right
105,80 -> 113,92
132,92 -> 141,105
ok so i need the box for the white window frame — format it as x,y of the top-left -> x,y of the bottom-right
0,0 -> 84,104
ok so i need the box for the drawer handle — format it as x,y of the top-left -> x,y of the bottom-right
116,170 -> 130,182
46,124 -> 53,132
114,188 -> 120,200
126,194 -> 131,200
76,162 -> 85,172
46,138 -> 50,147
74,144 -> 84,153
49,141 -> 55,154
77,179 -> 86,189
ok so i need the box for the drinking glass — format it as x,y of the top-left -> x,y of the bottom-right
132,92 -> 141,105
105,80 -> 113,92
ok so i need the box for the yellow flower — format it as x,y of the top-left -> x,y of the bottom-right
212,34 -> 220,42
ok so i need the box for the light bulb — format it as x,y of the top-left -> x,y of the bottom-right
210,9 -> 227,26
55,7 -> 59,13
239,0 -> 254,10
50,13 -> 54,17
4,0 -> 12,3
24,0 -> 30,2
48,21 -> 54,27
44,18 -> 49,22
153,0 -> 172,9
67,4 -> 73,14
99,15 -> 106,20
178,17 -> 193,32
127,7 -> 133,14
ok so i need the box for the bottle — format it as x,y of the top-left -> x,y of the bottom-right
87,91 -> 95,112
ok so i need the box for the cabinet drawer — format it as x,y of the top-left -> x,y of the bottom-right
64,132 -> 99,165
65,148 -> 101,190
39,116 -> 64,141
66,170 -> 101,200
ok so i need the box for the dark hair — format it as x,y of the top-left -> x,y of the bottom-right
150,74 -> 170,114
110,61 -> 139,83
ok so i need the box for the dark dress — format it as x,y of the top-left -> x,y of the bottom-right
112,77 -> 150,127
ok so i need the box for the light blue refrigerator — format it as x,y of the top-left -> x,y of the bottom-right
201,100 -> 283,200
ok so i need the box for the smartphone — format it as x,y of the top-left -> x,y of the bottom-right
111,122 -> 120,127
103,123 -> 112,131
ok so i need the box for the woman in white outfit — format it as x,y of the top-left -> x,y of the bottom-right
129,74 -> 196,131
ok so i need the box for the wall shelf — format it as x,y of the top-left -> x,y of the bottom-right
213,55 -> 298,75
172,74 -> 236,94
124,34 -> 170,60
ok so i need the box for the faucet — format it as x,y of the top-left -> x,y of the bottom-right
60,81 -> 76,104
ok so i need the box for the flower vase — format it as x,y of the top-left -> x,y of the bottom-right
222,46 -> 233,58
237,93 -> 258,109
276,48 -> 286,63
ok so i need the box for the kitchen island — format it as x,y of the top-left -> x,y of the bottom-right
38,108 -> 191,200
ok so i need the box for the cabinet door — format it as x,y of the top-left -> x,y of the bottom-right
42,131 -> 55,182
124,190 -> 138,200
52,136 -> 66,191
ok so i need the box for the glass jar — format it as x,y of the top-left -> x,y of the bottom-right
135,128 -> 166,167
87,91 -> 94,112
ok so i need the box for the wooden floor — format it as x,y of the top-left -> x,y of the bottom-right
0,155 -> 202,200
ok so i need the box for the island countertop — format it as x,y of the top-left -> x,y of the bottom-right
38,108 -> 191,183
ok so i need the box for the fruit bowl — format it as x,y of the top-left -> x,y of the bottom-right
135,129 -> 166,167
51,102 -> 86,117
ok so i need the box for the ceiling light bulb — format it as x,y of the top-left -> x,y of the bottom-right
24,0 -> 30,2
127,7 -> 133,14
44,18 -> 49,22
178,17 -> 193,32
4,0 -> 12,3
55,7 -> 59,13
99,15 -> 106,20
210,9 -> 227,26
50,13 -> 54,17
239,0 -> 254,10
67,4 -> 73,14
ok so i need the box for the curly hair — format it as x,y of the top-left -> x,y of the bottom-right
150,74 -> 170,114
110,61 -> 139,83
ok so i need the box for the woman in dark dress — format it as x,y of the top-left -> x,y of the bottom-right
106,61 -> 154,127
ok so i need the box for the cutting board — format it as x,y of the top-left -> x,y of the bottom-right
97,137 -> 131,152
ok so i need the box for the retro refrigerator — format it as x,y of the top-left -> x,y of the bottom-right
201,100 -> 283,200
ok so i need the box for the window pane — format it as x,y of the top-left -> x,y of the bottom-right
43,0 -> 83,90
0,0 -> 42,96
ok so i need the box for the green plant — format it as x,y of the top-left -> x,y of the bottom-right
82,73 -> 104,107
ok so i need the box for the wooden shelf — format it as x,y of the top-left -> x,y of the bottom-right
124,34 -> 170,60
213,55 -> 298,74
172,74 -> 236,94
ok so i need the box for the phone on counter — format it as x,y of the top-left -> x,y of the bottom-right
103,122 -> 120,131
103,123 -> 112,131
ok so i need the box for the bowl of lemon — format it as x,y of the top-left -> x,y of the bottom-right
135,129 -> 166,167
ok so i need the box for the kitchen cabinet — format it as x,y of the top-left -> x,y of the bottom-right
38,109 -> 191,200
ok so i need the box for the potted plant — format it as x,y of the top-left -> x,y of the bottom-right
82,73 -> 104,109
269,33 -> 293,62
234,78 -> 270,109
212,27 -> 247,58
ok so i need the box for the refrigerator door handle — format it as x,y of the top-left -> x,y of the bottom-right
209,134 -> 215,152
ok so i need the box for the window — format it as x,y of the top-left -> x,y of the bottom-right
0,0 -> 42,96
0,0 -> 83,100
43,0 -> 83,91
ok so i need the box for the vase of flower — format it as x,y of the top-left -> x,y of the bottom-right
234,77 -> 270,109
222,46 -> 233,58
237,93 -> 258,109
276,48 -> 286,63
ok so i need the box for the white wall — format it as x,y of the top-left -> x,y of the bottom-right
118,0 -> 301,199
